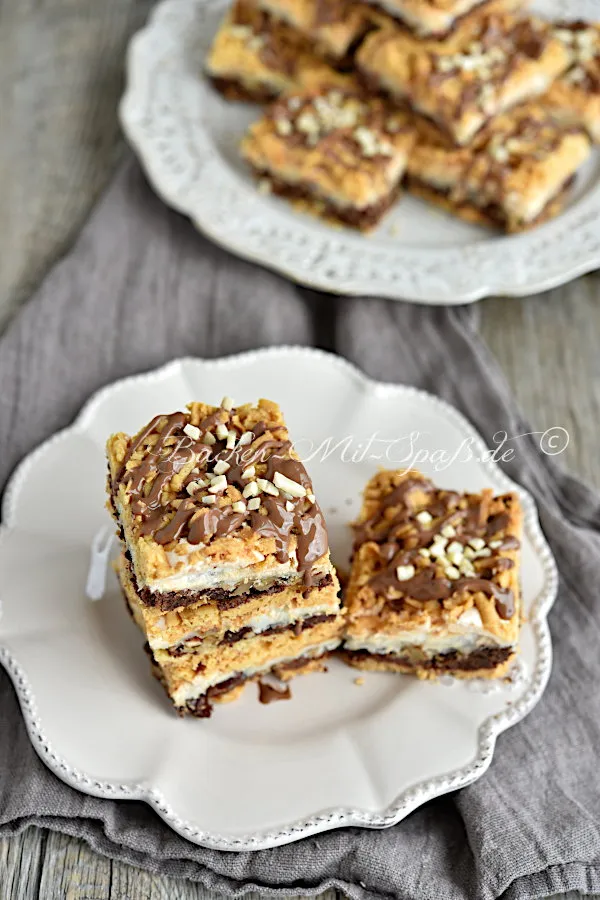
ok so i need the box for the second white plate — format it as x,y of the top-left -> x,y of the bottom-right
119,0 -> 600,304
0,349 -> 557,849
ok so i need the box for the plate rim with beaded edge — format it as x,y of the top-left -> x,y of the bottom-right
118,0 -> 600,305
0,348 -> 558,850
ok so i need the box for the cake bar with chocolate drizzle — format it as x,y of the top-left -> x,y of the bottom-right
356,10 -> 571,145
340,469 -> 522,679
545,21 -> 600,144
406,101 -> 591,232
205,0 -> 354,103
106,398 -> 343,717
240,86 -> 415,230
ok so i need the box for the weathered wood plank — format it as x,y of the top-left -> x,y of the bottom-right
1,829 -> 598,900
38,831 -> 111,899
481,274 -> 600,489
0,829 -> 46,900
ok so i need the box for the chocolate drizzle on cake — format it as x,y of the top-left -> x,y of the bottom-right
111,403 -> 329,583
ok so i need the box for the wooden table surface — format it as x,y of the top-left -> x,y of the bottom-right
2,0 -> 599,896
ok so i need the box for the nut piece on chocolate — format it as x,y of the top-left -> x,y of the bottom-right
106,397 -> 344,717
205,0 -> 354,103
406,102 -> 591,232
340,469 -> 523,680
241,87 -> 416,230
356,12 -> 571,145
545,22 -> 600,144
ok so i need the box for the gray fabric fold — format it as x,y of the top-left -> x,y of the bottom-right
1,158 -> 599,900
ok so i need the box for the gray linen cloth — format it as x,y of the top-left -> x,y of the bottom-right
1,159 -> 600,900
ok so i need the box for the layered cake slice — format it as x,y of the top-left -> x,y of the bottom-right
356,11 -> 571,145
240,86 -> 415,229
545,22 -> 600,143
205,0 -> 353,102
106,397 -> 343,716
341,469 -> 522,679
406,102 -> 591,232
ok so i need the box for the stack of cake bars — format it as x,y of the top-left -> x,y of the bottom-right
106,398 -> 344,717
205,0 -> 599,232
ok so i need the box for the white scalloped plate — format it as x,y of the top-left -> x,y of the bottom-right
119,0 -> 600,304
0,349 -> 557,850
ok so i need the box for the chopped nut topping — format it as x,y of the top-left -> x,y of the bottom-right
441,524 -> 456,539
238,431 -> 253,446
275,118 -> 293,137
229,24 -> 253,40
183,423 -> 201,441
243,480 -> 260,498
208,474 -> 228,493
459,558 -> 476,576
257,477 -> 279,496
416,510 -> 432,525
202,432 -> 216,446
202,495 -> 216,505
396,564 -> 415,581
430,542 -> 446,559
247,497 -> 261,511
242,466 -> 256,480
216,423 -> 229,440
353,126 -> 394,158
489,143 -> 510,163
213,460 -> 231,475
232,500 -> 246,514
473,546 -> 492,558
469,537 -> 486,551
273,471 -> 307,497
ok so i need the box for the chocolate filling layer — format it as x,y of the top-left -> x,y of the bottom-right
340,646 -> 513,672
168,611 -> 337,656
182,652 -> 329,717
253,168 -> 402,231
124,547 -> 333,612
